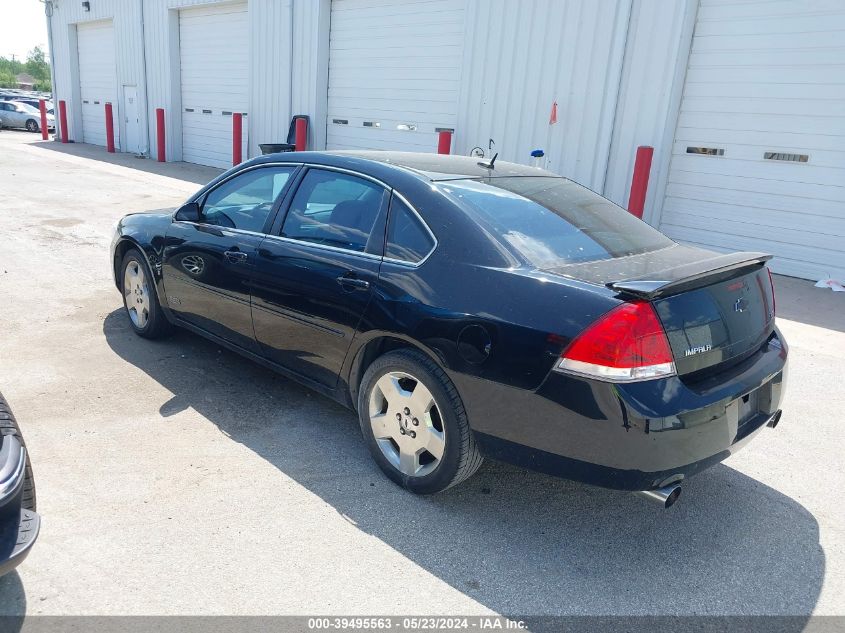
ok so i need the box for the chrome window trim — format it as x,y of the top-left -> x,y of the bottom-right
172,161 -> 439,267
294,163 -> 392,190
166,223 -> 381,263
262,233 -> 384,262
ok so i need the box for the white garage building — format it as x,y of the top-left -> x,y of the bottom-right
45,0 -> 845,281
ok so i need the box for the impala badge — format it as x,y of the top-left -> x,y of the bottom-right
684,344 -> 712,357
734,297 -> 749,313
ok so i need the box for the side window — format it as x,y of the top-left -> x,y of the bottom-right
201,166 -> 296,232
281,169 -> 388,253
385,196 -> 435,264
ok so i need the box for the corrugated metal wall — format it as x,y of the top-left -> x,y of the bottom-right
47,0 -> 695,221
291,0 -> 331,152
47,0 -> 146,153
249,0 -> 294,158
141,0 -> 220,162
325,0 -> 467,151
48,0 -> 300,162
141,0 -> 294,163
456,0 -> 631,192
142,0 -> 304,162
658,0 -> 845,280
603,0 -> 698,219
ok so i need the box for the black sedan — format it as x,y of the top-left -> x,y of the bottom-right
0,391 -> 39,577
111,151 -> 787,507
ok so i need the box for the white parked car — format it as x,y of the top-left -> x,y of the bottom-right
0,100 -> 55,132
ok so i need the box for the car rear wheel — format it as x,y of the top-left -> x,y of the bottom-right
358,349 -> 483,494
25,119 -> 38,133
0,392 -> 35,512
120,249 -> 172,339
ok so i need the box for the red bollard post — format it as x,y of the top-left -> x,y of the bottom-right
38,100 -> 49,140
59,100 -> 69,143
232,112 -> 243,166
104,102 -> 115,153
294,117 -> 307,151
156,108 -> 166,162
437,130 -> 452,155
627,145 -> 654,219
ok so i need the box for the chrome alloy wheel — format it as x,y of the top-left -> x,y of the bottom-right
368,371 -> 446,477
123,260 -> 151,329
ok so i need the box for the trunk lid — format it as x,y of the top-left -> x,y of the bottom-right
543,244 -> 776,375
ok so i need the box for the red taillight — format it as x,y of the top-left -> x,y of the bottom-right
767,267 -> 776,316
555,301 -> 676,382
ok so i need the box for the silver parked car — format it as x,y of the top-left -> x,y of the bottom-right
0,100 -> 55,133
10,98 -> 55,116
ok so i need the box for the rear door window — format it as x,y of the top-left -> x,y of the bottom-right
281,169 -> 389,254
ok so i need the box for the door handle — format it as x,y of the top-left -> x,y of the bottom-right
336,275 -> 370,290
225,250 -> 248,264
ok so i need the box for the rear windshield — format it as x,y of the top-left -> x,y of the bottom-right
440,177 -> 673,268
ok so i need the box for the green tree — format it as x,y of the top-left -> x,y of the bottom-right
0,68 -> 18,89
0,47 -> 51,91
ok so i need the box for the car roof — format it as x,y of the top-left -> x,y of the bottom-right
322,150 -> 559,181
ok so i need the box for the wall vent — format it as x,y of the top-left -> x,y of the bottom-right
764,152 -> 808,163
686,146 -> 724,156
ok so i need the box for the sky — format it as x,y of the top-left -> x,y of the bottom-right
1,0 -> 50,61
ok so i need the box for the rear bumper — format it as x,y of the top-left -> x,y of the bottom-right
0,435 -> 39,577
468,328 -> 788,491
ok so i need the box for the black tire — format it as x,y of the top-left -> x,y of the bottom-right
0,392 -> 36,512
25,119 -> 39,133
358,349 -> 483,494
120,249 -> 173,339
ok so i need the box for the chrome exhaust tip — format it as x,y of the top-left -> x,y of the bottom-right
767,410 -> 782,429
634,483 -> 682,509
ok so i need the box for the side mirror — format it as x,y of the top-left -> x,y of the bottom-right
174,201 -> 200,223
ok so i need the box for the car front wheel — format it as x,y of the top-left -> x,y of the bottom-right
120,249 -> 172,339
25,119 -> 39,133
358,349 -> 483,494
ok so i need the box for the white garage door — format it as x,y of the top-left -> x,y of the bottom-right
661,0 -> 845,281
179,3 -> 249,168
327,0 -> 466,151
77,20 -> 118,147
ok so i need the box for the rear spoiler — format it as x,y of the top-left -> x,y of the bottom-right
607,252 -> 772,300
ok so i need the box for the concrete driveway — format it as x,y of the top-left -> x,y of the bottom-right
0,131 -> 842,619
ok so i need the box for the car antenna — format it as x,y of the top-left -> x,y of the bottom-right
478,152 -> 498,170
